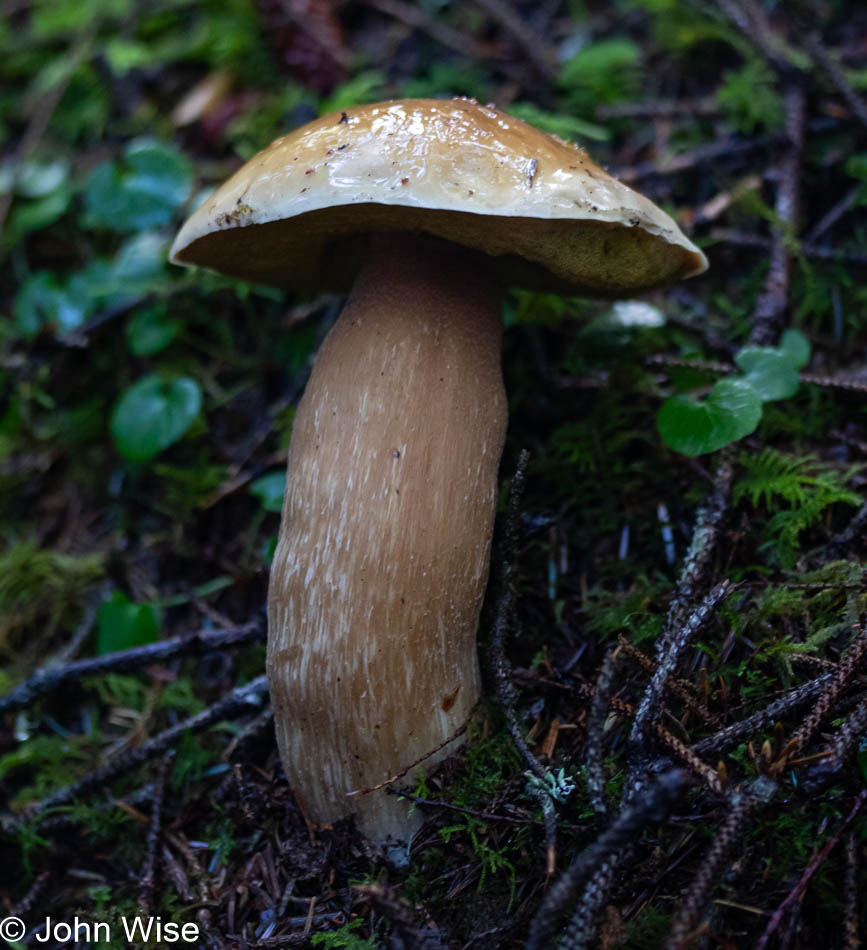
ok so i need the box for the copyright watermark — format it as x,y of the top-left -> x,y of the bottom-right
0,916 -> 199,944
0,917 -> 26,942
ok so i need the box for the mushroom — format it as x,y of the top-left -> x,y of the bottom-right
170,97 -> 707,861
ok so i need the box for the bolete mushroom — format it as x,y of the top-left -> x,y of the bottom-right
170,97 -> 707,860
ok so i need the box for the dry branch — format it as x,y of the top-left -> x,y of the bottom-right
11,675 -> 269,828
526,770 -> 685,950
0,619 -> 264,714
756,789 -> 867,950
666,777 -> 777,949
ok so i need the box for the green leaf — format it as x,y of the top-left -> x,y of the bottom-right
15,158 -> 70,197
84,139 -> 192,232
320,71 -> 386,115
15,233 -> 171,341
845,153 -> 867,182
505,102 -> 610,143
8,186 -> 72,238
15,271 -> 91,336
96,591 -> 161,655
104,38 -> 153,74
658,378 -> 762,456
557,38 -> 642,114
262,536 -> 278,563
31,0 -> 131,38
250,471 -> 286,512
734,347 -> 800,401
716,60 -> 784,134
126,305 -> 180,357
112,231 -> 169,283
779,328 -> 811,369
111,374 -> 201,462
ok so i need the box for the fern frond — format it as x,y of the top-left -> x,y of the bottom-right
736,449 -> 863,567
734,448 -> 812,509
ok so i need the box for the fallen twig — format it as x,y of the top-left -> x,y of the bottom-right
617,635 -> 717,727
666,777 -> 778,949
137,757 -> 170,915
691,671 -> 832,758
486,450 -> 561,873
355,882 -> 451,950
472,0 -> 556,80
749,84 -> 806,345
584,651 -> 618,817
0,619 -> 265,715
710,228 -> 867,265
788,620 -> 867,755
629,580 -> 734,754
804,182 -> 863,243
805,33 -> 867,129
755,789 -> 867,950
843,832 -> 860,950
365,0 -> 487,59
9,675 -> 269,828
595,97 -> 720,119
525,769 -> 685,950
395,791 -> 536,827
802,691 -> 867,792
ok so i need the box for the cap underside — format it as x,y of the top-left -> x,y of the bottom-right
175,202 -> 700,296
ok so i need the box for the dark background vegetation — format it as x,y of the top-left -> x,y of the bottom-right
1,0 -> 867,947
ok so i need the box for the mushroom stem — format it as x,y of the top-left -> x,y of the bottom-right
267,236 -> 508,855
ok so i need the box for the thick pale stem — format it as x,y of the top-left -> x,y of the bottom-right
267,237 -> 507,854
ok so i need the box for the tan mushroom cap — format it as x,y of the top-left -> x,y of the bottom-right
170,97 -> 707,295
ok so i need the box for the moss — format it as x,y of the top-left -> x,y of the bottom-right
0,541 -> 103,655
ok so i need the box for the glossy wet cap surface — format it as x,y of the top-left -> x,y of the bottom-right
170,97 -> 707,294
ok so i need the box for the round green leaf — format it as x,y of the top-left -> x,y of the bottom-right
84,139 -> 192,232
97,591 -> 161,655
112,232 -> 169,283
262,536 -> 278,563
250,471 -> 286,512
126,140 -> 193,207
658,378 -> 762,456
734,347 -> 800,401
126,305 -> 180,357
16,158 -> 69,197
111,374 -> 201,462
845,153 -> 867,182
779,329 -> 811,369
9,186 -> 72,238
15,271 -> 91,336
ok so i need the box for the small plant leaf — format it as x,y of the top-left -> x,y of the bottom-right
111,231 -> 169,284
557,38 -> 642,114
9,185 -> 72,239
734,347 -> 800,401
15,271 -> 91,336
250,471 -> 286,512
15,158 -> 70,197
126,305 -> 180,357
658,378 -> 762,456
111,374 -> 201,462
779,328 -> 811,369
84,139 -> 192,232
96,591 -> 161,655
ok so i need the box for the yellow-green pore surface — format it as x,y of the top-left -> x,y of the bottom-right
170,98 -> 707,295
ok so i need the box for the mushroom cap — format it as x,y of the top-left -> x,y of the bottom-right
170,97 -> 707,295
